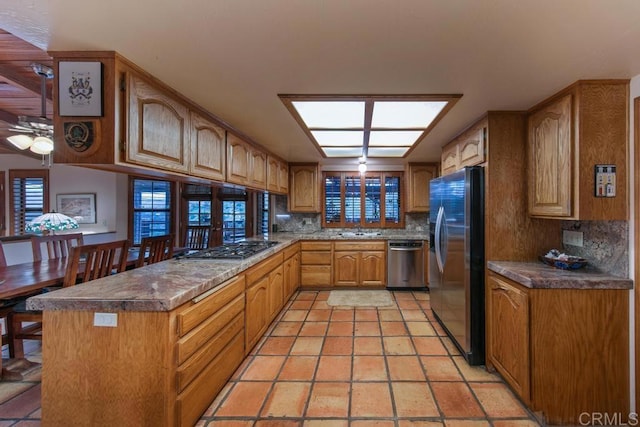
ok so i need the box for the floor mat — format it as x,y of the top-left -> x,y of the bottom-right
326,290 -> 394,307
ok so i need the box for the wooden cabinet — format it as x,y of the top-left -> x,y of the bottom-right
250,148 -> 267,189
245,251 -> 285,352
334,241 -> 386,288
227,134 -> 268,190
486,273 -> 530,403
300,241 -> 332,287
126,73 -> 190,173
440,118 -> 486,176
333,251 -> 359,286
226,134 -> 251,186
406,163 -> 438,212
189,111 -> 226,181
42,275 -> 245,427
289,163 -> 320,212
486,271 -> 629,425
527,80 -> 628,220
267,155 -> 289,195
283,244 -> 300,302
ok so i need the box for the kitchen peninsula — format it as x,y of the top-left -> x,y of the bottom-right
28,231 -> 428,427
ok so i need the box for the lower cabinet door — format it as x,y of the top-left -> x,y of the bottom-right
245,277 -> 270,351
487,273 -> 530,403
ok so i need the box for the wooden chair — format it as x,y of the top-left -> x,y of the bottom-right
0,242 -> 12,349
31,233 -> 84,262
9,240 -> 130,358
184,225 -> 212,250
136,234 -> 174,268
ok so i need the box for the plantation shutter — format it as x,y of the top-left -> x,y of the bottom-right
9,170 -> 49,235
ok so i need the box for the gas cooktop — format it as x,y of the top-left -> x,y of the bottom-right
183,240 -> 280,259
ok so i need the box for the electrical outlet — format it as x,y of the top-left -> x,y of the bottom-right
93,312 -> 118,327
563,230 -> 584,247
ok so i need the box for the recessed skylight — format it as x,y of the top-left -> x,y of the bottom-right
280,95 -> 461,158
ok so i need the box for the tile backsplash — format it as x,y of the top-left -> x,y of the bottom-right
561,220 -> 628,277
273,195 -> 429,233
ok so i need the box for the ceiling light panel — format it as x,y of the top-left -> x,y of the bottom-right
322,147 -> 364,157
371,101 -> 448,128
311,130 -> 364,146
368,130 -> 424,146
367,147 -> 411,157
292,101 -> 365,128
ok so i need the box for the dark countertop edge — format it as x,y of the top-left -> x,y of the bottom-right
487,261 -> 633,290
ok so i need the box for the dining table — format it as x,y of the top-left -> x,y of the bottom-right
0,246 -> 188,380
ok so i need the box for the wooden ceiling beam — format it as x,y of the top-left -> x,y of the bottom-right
0,109 -> 19,125
0,64 -> 52,100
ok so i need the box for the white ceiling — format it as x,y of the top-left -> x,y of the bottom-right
2,0 -> 640,166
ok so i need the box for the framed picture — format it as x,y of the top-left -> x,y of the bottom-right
58,61 -> 103,117
56,193 -> 97,224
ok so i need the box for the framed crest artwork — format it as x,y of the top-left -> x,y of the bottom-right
58,61 -> 103,117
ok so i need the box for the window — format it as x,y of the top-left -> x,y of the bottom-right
222,200 -> 246,243
130,178 -> 174,245
257,192 -> 270,235
183,184 -> 212,226
322,171 -> 403,228
9,170 -> 49,235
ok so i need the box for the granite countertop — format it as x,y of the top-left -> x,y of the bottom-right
487,260 -> 633,290
28,231 -> 429,312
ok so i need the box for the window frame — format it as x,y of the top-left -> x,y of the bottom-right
9,169 -> 50,235
322,171 -> 404,228
128,176 -> 176,245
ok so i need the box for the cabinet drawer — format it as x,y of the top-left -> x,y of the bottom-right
246,252 -> 284,285
283,243 -> 299,260
177,275 -> 244,336
176,331 -> 244,427
177,294 -> 244,364
177,312 -> 243,392
301,265 -> 331,286
301,251 -> 331,265
334,241 -> 385,251
301,241 -> 332,251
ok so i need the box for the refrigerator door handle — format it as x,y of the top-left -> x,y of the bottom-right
434,206 -> 445,273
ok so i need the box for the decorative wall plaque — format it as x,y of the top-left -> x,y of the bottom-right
63,121 -> 95,152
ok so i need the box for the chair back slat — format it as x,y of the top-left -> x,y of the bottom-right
137,234 -> 174,267
31,233 -> 84,262
63,240 -> 129,287
184,226 -> 212,250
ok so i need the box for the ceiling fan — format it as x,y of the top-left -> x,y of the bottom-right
6,63 -> 54,155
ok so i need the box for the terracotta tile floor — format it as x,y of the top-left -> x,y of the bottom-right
0,290 -> 541,426
199,290 -> 541,426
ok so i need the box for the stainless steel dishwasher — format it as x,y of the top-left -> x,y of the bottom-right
387,240 -> 425,289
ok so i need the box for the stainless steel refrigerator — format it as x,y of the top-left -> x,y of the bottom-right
429,166 -> 485,365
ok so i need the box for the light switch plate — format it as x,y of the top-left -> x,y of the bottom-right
563,230 -> 584,247
93,312 -> 118,327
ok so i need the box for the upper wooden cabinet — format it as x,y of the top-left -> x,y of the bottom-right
50,51 -> 283,189
227,134 -> 268,190
527,80 -> 628,220
226,134 -> 251,186
289,163 -> 320,212
189,111 -> 226,181
267,155 -> 289,195
440,117 -> 487,176
406,163 -> 438,212
126,73 -> 190,173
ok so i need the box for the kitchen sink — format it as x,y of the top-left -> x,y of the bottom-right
339,231 -> 382,237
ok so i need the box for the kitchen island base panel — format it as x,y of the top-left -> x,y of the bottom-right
42,310 -> 176,427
